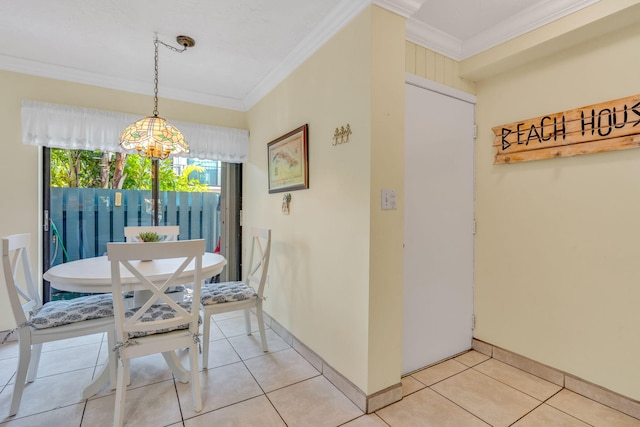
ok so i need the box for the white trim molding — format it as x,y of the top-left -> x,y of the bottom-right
373,0 -> 426,18
406,0 -> 600,60
406,19 -> 464,61
405,73 -> 477,105
243,0 -> 373,109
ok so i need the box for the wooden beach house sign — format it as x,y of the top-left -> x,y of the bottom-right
493,94 -> 640,164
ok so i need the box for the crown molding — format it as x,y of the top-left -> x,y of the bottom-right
406,0 -> 599,60
244,0 -> 428,109
0,54 -> 247,111
406,18 -> 464,60
372,0 -> 425,18
461,0 -> 600,58
242,0 -> 372,109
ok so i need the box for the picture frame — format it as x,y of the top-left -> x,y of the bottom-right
267,124 -> 309,193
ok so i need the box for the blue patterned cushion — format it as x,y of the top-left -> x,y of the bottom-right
200,281 -> 257,306
124,301 -> 198,338
29,294 -> 114,330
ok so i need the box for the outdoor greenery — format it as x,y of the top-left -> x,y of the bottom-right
50,149 -> 208,192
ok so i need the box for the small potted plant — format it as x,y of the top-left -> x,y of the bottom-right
136,231 -> 162,261
137,231 -> 162,242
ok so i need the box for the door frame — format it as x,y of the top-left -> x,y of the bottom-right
42,147 -> 52,302
403,73 -> 477,374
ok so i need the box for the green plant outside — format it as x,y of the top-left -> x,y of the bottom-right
50,148 -> 209,192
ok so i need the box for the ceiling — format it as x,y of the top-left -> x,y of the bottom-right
0,0 -> 598,112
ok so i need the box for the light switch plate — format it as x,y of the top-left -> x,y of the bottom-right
381,189 -> 397,210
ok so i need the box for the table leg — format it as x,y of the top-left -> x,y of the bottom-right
162,350 -> 189,382
82,363 -> 112,399
82,351 -> 188,397
133,290 -> 153,307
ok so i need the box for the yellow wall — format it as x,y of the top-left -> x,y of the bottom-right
405,41 -> 476,95
246,6 -> 404,394
0,70 -> 246,331
473,17 -> 640,400
368,6 -> 405,393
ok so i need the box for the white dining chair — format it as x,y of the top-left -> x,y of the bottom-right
200,227 -> 271,368
107,239 -> 205,427
1,233 -> 116,417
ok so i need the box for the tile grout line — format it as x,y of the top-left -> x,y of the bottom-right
506,388 -> 597,427
205,316 -> 291,426
403,356 -> 490,425
426,383 -> 493,426
453,358 -> 555,426
409,356 -> 558,427
469,361 -> 558,402
262,389 -> 290,426
232,331 -> 325,425
172,375 -> 186,426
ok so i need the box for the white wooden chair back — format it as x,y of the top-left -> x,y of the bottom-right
200,227 -> 270,366
246,227 -> 271,299
2,233 -> 41,328
124,226 -> 179,242
107,239 -> 204,342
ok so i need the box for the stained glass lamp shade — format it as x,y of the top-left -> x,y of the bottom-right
120,115 -> 189,160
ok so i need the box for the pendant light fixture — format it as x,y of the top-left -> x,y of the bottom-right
119,34 -> 195,226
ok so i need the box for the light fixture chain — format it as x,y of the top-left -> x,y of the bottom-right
153,35 -> 159,117
158,39 -> 188,53
152,35 -> 190,118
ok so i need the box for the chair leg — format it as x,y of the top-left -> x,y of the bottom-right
9,338 -> 31,416
26,343 -> 42,383
189,345 -> 202,412
243,309 -> 252,335
113,358 -> 128,427
256,302 -> 268,352
124,362 -> 131,387
106,329 -> 117,390
201,312 -> 211,370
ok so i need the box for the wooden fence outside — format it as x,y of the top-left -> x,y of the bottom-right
49,187 -> 220,266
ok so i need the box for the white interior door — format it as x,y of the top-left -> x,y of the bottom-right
403,78 -> 475,374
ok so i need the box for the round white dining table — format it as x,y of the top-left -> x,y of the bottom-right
42,252 -> 226,398
43,252 -> 227,293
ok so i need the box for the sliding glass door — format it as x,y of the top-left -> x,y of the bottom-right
42,147 -> 239,302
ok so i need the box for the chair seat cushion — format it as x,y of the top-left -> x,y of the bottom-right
201,281 -> 257,306
29,294 -> 114,330
125,302 -> 199,338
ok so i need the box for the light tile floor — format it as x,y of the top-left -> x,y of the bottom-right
0,312 -> 638,426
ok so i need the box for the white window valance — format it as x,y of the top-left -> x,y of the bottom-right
21,100 -> 249,163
